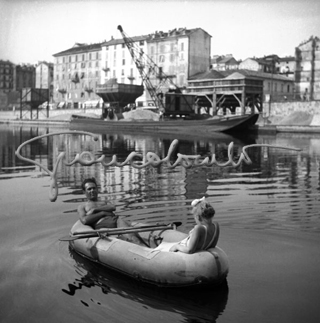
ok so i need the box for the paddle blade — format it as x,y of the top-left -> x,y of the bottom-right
59,234 -> 98,241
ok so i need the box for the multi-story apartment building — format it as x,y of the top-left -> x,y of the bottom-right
53,27 -> 211,108
53,43 -> 103,108
15,64 -> 35,90
35,62 -> 54,102
100,35 -> 149,105
295,36 -> 320,100
0,60 -> 15,93
146,28 -> 211,89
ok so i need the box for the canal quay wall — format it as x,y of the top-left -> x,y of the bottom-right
1,102 -> 320,134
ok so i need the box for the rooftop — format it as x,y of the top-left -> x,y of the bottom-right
189,69 -> 294,82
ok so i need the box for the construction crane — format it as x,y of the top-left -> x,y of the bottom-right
117,25 -> 182,111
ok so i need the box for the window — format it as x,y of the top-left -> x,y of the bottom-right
82,54 -> 85,60
96,52 -> 99,59
113,70 -> 116,78
139,40 -> 144,46
151,46 -> 154,54
122,59 -> 125,65
159,55 -> 165,63
89,53 -> 92,60
181,43 -> 184,51
122,44 -> 125,48
121,69 -> 124,76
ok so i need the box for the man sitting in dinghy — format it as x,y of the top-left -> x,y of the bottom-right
78,177 -> 146,245
155,197 -> 219,254
78,178 -> 118,229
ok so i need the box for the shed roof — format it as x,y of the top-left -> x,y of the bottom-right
189,69 -> 294,82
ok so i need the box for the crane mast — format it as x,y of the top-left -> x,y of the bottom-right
117,25 -> 180,110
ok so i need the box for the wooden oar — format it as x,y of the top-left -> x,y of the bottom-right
59,222 -> 180,242
72,222 -> 181,236
60,233 -> 100,241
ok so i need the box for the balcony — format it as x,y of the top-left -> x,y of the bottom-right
84,86 -> 93,93
71,73 -> 80,83
58,88 -> 67,94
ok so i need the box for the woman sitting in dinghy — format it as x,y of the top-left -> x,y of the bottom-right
157,197 -> 219,254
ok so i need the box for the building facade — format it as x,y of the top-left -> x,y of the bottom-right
100,35 -> 149,105
35,62 -> 54,103
52,27 -> 211,108
15,64 -> 35,90
53,43 -> 103,108
276,56 -> 295,79
239,57 -> 276,73
147,28 -> 211,88
0,60 -> 15,93
210,55 -> 239,71
295,36 -> 320,100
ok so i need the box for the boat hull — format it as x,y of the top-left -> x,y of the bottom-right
69,221 -> 229,288
70,113 -> 259,135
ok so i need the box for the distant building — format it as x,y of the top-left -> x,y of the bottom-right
52,27 -> 211,108
276,56 -> 295,79
210,55 -> 238,71
53,42 -> 103,108
15,64 -> 35,90
0,60 -> 35,110
295,36 -> 320,100
0,60 -> 15,93
239,56 -> 278,73
100,35 -> 149,105
35,62 -> 54,103
101,27 -> 211,107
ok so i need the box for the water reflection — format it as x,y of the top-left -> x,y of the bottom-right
2,124 -> 320,233
64,247 -> 229,323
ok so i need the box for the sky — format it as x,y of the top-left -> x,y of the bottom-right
1,0 -> 320,65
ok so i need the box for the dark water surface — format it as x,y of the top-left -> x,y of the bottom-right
0,123 -> 320,323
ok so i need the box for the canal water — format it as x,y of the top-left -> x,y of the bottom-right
0,123 -> 320,323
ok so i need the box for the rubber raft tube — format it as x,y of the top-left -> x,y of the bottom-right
69,220 -> 229,288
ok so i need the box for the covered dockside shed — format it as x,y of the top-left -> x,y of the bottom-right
184,69 -> 264,116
